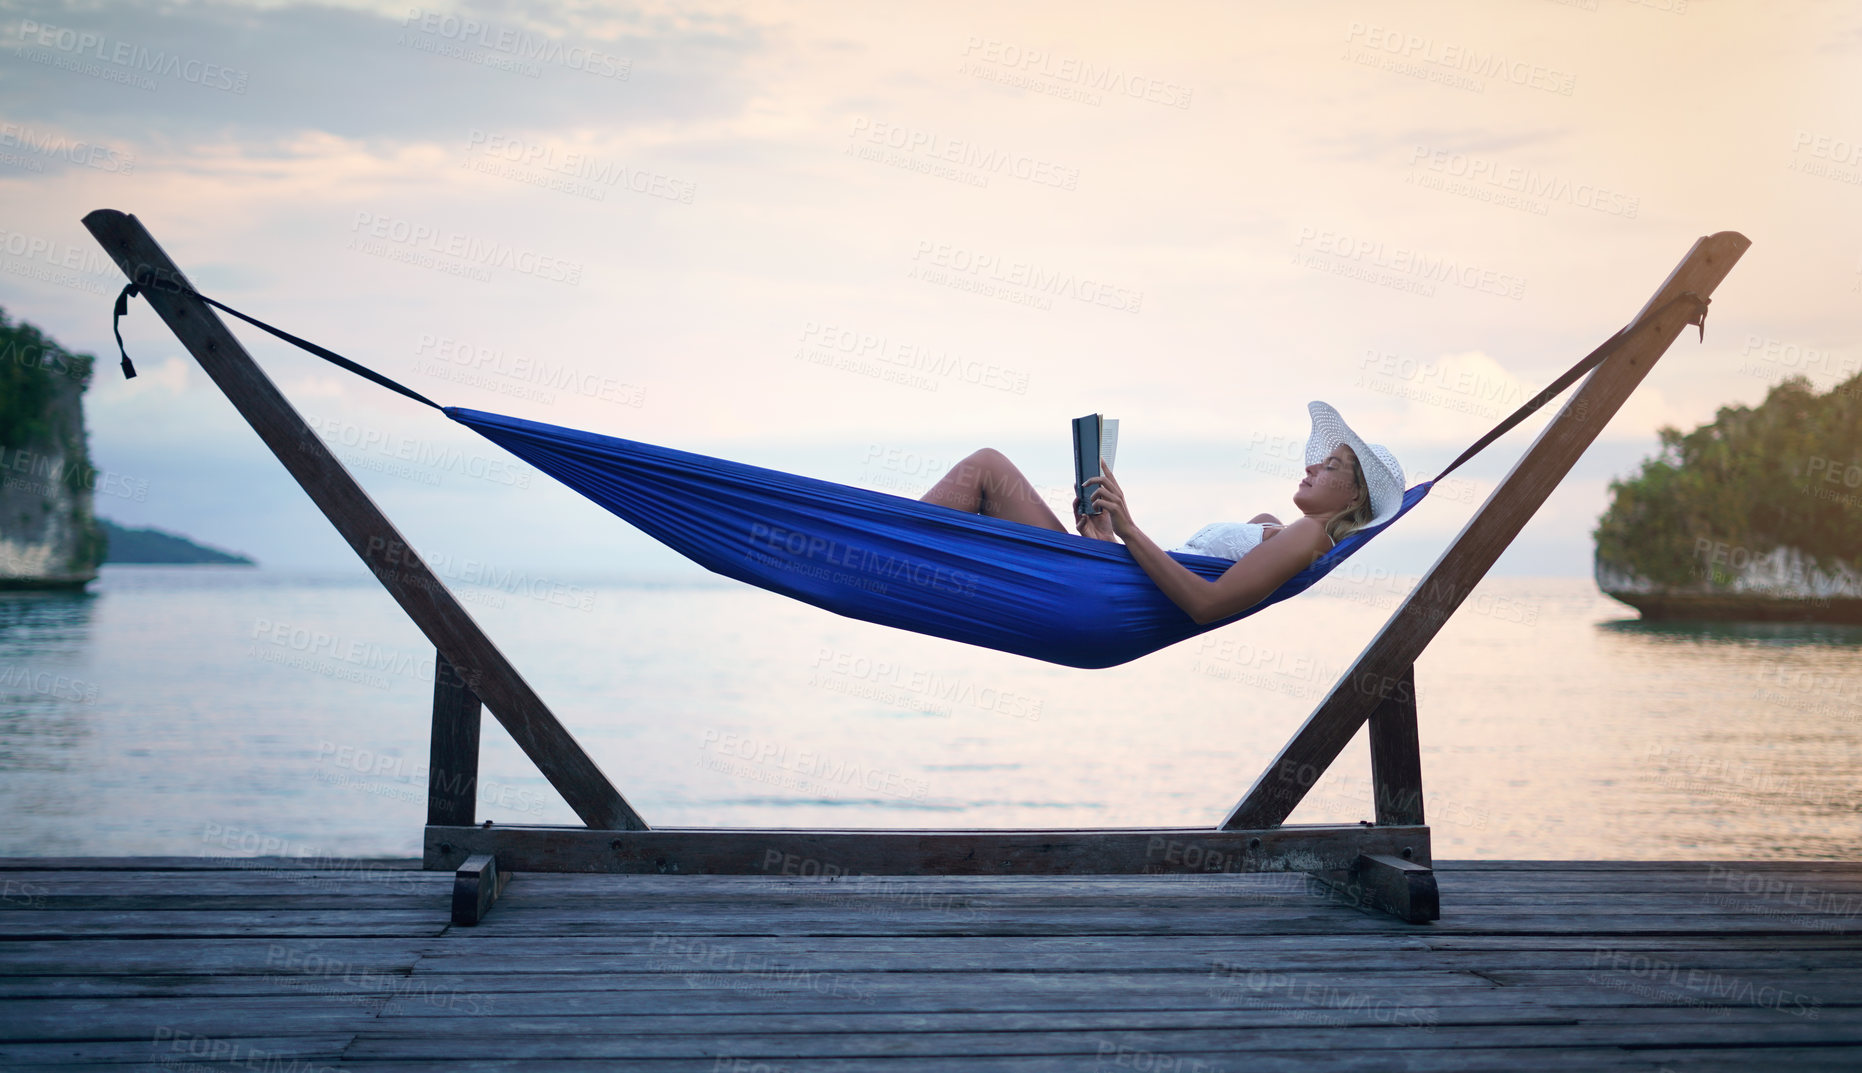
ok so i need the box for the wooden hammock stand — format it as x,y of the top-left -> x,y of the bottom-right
82,210 -> 1748,925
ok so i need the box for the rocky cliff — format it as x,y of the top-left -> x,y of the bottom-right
1596,545 -> 1862,623
0,310 -> 106,589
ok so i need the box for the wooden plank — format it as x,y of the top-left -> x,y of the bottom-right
423,823 -> 1433,878
1225,231 -> 1751,830
0,909 -> 448,939
1368,663 -> 1424,825
0,1036 -> 357,1068
198,1053 -> 1774,1073
79,208 -> 644,833
427,650 -> 481,828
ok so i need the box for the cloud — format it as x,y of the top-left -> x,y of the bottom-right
0,0 -> 771,146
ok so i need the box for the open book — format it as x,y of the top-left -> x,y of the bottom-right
1071,413 -> 1120,516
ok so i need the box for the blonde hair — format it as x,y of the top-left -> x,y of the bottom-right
1324,452 -> 1375,546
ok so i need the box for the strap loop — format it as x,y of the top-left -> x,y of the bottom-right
111,282 -> 140,380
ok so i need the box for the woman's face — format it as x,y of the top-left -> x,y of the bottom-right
1294,444 -> 1363,517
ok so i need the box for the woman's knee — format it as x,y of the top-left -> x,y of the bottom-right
960,447 -> 1011,481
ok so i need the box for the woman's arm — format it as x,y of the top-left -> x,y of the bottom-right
1086,466 -> 1323,626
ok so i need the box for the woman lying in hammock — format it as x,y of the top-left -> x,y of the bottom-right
920,401 -> 1405,626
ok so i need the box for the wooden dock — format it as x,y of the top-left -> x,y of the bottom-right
0,858 -> 1857,1071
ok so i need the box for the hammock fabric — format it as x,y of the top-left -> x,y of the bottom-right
445,406 -> 1434,670
109,279 -> 1700,670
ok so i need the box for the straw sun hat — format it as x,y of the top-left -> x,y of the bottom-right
1305,401 -> 1405,529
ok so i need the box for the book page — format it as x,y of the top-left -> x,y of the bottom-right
1101,418 -> 1119,472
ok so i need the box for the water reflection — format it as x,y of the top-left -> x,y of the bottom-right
0,590 -> 99,774
1598,616 -> 1862,649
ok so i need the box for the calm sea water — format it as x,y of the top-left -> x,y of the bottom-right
1,566 -> 1857,861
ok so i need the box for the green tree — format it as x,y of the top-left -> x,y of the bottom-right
1594,373 -> 1862,588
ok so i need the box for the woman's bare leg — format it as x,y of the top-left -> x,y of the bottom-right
920,448 -> 1067,532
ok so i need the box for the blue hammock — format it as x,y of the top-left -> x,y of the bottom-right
445,407 -> 1435,670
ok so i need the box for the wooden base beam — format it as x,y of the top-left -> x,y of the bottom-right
425,823 -> 1432,882
450,853 -> 511,926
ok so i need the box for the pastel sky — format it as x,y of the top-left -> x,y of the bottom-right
2,0 -> 1857,579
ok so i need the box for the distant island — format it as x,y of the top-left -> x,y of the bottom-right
99,519 -> 254,566
0,308 -> 257,587
1593,371 -> 1862,623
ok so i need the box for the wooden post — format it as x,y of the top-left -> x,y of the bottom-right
81,209 -> 647,833
1224,231 -> 1750,831
1368,663 -> 1423,826
427,651 -> 481,828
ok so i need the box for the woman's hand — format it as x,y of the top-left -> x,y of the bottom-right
1083,461 -> 1136,541
1073,490 -> 1116,541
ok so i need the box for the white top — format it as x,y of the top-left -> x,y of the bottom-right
1169,521 -> 1338,561
1170,522 -> 1271,560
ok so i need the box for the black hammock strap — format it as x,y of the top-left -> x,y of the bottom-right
1429,291 -> 1709,482
111,275 -> 442,412
109,276 -> 1710,483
